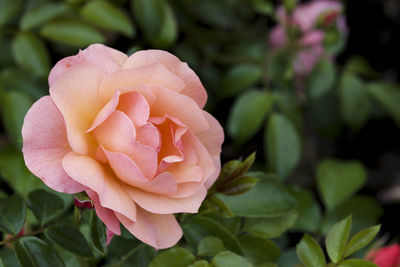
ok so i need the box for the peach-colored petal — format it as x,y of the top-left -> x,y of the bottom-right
196,111 -> 224,188
22,96 -> 85,194
62,152 -> 136,222
117,91 -> 150,127
87,90 -> 120,132
136,123 -> 161,152
148,84 -> 209,133
116,208 -> 182,249
49,44 -> 127,87
101,147 -> 177,195
123,50 -> 207,108
87,189 -> 121,235
50,63 -> 104,155
99,63 -> 185,103
93,110 -> 158,178
168,165 -> 203,183
125,185 -> 207,214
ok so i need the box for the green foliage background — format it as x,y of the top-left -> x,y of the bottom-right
0,0 -> 398,266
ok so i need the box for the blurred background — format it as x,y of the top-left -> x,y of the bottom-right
0,0 -> 400,265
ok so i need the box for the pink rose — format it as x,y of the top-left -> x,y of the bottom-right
22,44 -> 224,249
269,0 -> 347,76
366,244 -> 400,267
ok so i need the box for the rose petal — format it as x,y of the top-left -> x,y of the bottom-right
136,123 -> 161,152
116,207 -> 182,249
123,50 -> 207,108
101,147 -> 177,195
87,90 -> 120,132
49,44 -> 127,87
50,63 -> 104,154
125,185 -> 207,214
100,63 -> 185,103
22,96 -> 85,193
62,152 -> 136,222
118,91 -> 150,127
87,189 -> 121,235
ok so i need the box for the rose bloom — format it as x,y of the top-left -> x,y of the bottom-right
269,0 -> 347,76
22,44 -> 224,249
366,244 -> 400,267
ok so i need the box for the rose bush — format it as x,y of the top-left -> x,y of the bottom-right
366,244 -> 400,267
269,0 -> 347,76
21,44 -> 224,249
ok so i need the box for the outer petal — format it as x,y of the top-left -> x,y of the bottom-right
195,111 -> 224,188
125,185 -> 207,214
299,30 -> 325,47
50,63 -> 104,155
293,44 -> 325,76
49,44 -> 127,87
87,189 -> 121,235
62,152 -> 137,222
123,50 -> 208,108
22,96 -> 85,193
116,207 -> 182,249
269,26 -> 287,50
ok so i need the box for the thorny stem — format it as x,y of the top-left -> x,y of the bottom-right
0,228 -> 44,246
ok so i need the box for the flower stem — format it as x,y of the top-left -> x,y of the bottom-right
0,228 -> 44,246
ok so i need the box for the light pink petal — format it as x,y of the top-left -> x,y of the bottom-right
86,189 -> 121,235
106,229 -> 115,246
22,96 -> 85,194
50,63 -> 104,155
136,123 -> 161,152
101,147 -> 177,195
269,26 -> 287,50
116,208 -> 182,249
87,90 -> 120,132
299,30 -> 325,47
294,44 -> 325,76
148,84 -> 209,133
117,91 -> 150,127
49,44 -> 127,87
62,152 -> 136,222
293,0 -> 342,31
125,185 -> 207,214
195,111 -> 224,188
99,63 -> 185,103
123,50 -> 208,108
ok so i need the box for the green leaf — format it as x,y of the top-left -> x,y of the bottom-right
325,216 -> 352,263
198,237 -> 226,257
0,194 -> 26,235
1,67 -> 46,99
40,19 -> 105,47
265,113 -> 301,179
216,152 -> 256,188
218,176 -> 259,196
188,260 -> 210,267
227,90 -> 273,145
344,225 -> 381,257
20,3 -> 70,30
276,249 -> 301,267
289,186 -> 322,233
133,0 -> 164,39
321,195 -> 383,235
12,32 -> 51,78
339,74 -> 370,129
220,64 -> 262,97
81,0 -> 135,37
366,82 -> 400,127
239,235 -> 281,264
296,234 -> 326,267
45,224 -> 93,257
0,0 -> 21,26
150,0 -> 178,48
149,247 -> 195,267
211,251 -> 253,267
316,159 -> 367,210
0,257 -> 4,267
14,237 -> 65,267
183,216 -> 243,254
344,56 -> 380,79
27,189 -> 64,226
0,90 -> 33,147
218,172 -> 297,218
307,58 -> 336,99
0,248 -> 21,267
267,48 -> 294,84
243,210 -> 298,239
90,210 -> 107,256
0,147 -> 45,196
203,196 -> 234,217
338,259 -> 379,267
